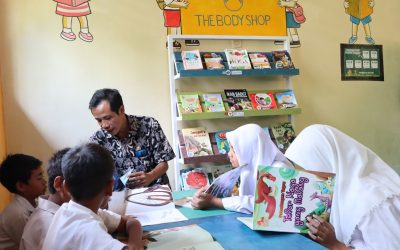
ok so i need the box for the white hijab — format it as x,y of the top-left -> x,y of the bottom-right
285,124 -> 400,244
226,124 -> 293,197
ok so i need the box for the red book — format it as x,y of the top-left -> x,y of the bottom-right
250,92 -> 277,110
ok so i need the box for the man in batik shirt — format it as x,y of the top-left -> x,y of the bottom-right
89,88 -> 175,190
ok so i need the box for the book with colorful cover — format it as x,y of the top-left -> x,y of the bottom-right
214,130 -> 231,154
179,94 -> 203,114
238,166 -> 335,233
270,123 -> 296,153
224,49 -> 252,70
180,168 -> 211,190
182,50 -> 204,70
248,52 -> 271,69
249,92 -> 277,110
181,127 -> 213,157
275,90 -> 298,109
143,224 -> 224,250
224,89 -> 253,111
272,50 -> 295,69
209,164 -> 232,181
203,52 -> 225,70
202,93 -> 225,112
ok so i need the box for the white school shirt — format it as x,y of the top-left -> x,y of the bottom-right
20,196 -> 122,250
42,200 -> 125,250
0,194 -> 35,250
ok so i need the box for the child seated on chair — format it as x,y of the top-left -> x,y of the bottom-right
42,143 -> 143,250
191,123 -> 293,214
0,154 -> 46,250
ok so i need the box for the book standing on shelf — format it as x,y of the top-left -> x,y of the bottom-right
214,130 -> 231,154
203,52 -> 225,70
249,52 -> 271,69
181,127 -> 213,157
180,168 -> 211,190
179,94 -> 202,113
275,90 -> 298,109
224,49 -> 252,70
182,50 -> 204,70
250,92 -> 277,110
202,93 -> 225,112
238,166 -> 335,234
224,89 -> 253,111
272,50 -> 295,69
270,122 -> 296,152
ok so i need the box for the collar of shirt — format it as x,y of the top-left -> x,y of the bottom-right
68,200 -> 103,222
14,194 -> 35,214
101,114 -> 138,142
37,195 -> 60,215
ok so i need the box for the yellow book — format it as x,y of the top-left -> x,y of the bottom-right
346,0 -> 373,20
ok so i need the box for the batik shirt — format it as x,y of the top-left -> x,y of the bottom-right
90,115 -> 175,189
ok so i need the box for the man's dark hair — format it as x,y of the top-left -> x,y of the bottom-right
47,148 -> 70,194
0,154 -> 42,193
62,143 -> 115,202
89,88 -> 124,114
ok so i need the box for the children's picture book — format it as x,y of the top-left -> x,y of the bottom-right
224,49 -> 252,70
249,92 -> 277,110
203,52 -> 225,70
214,130 -> 231,154
275,90 -> 298,109
272,50 -> 295,69
179,94 -> 203,113
209,164 -> 232,181
181,127 -> 213,157
206,165 -> 244,198
238,166 -> 335,233
248,52 -> 271,69
202,93 -> 225,112
270,122 -> 296,153
180,168 -> 211,190
181,50 -> 204,70
224,89 -> 253,111
143,224 -> 224,250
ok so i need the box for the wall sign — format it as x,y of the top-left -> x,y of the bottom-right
340,44 -> 384,81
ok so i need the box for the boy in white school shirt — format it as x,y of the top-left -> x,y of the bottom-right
42,143 -> 143,250
0,154 -> 46,250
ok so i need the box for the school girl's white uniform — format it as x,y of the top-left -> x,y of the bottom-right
222,124 -> 294,214
42,200 -> 125,250
285,124 -> 400,250
0,194 -> 34,250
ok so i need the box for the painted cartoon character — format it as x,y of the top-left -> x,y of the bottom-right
54,0 -> 93,42
278,0 -> 306,48
255,172 -> 277,220
344,0 -> 375,44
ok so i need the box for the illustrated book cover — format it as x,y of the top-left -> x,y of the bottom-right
202,93 -> 225,112
238,166 -> 335,233
224,89 -> 253,111
224,49 -> 252,70
181,127 -> 213,157
272,50 -> 295,69
249,92 -> 277,110
203,52 -> 225,70
270,122 -> 296,153
248,52 -> 271,69
143,224 -> 224,250
181,50 -> 204,70
179,94 -> 203,113
275,90 -> 298,109
214,130 -> 231,154
205,165 -> 244,198
180,168 -> 211,190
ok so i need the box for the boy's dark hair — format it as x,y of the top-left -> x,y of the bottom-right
62,143 -> 115,202
0,154 -> 42,193
47,148 -> 70,194
88,88 -> 124,114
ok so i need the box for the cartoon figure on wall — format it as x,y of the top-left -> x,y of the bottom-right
54,0 -> 93,42
344,0 -> 375,44
278,0 -> 306,48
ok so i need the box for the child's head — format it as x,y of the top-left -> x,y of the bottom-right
61,143 -> 115,202
0,154 -> 46,199
47,148 -> 71,202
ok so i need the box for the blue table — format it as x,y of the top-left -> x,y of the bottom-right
143,190 -> 326,250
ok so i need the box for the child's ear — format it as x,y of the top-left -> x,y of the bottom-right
16,181 -> 28,194
105,179 -> 114,196
55,176 -> 70,202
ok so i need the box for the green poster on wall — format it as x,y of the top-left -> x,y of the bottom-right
340,44 -> 384,81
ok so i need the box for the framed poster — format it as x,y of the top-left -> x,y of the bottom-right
340,44 -> 384,81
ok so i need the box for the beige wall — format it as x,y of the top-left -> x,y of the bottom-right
0,1 -> 399,192
0,67 -> 10,212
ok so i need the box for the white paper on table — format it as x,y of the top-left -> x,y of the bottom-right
130,208 -> 188,226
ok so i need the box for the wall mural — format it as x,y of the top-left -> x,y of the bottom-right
278,0 -> 306,48
344,0 -> 375,45
54,0 -> 94,42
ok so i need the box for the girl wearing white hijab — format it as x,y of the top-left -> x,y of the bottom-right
285,124 -> 400,250
191,123 -> 293,214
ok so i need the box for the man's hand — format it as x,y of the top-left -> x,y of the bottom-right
128,171 -> 154,188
